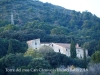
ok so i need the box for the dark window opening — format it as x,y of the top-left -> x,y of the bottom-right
52,44 -> 53,47
35,42 -> 37,45
80,55 -> 82,58
59,49 -> 60,52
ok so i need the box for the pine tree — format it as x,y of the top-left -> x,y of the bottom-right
92,51 -> 100,63
7,39 -> 14,54
82,43 -> 87,69
98,40 -> 100,51
70,38 -> 76,58
83,49 -> 87,69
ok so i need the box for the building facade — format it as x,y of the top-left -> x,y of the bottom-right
27,38 -> 41,49
27,39 -> 88,59
49,43 -> 88,58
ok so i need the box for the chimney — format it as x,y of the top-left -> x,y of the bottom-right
76,43 -> 79,48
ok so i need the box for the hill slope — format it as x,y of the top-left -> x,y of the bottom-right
0,0 -> 100,44
0,0 -> 72,25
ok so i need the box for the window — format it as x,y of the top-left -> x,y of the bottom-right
77,49 -> 80,52
59,49 -> 60,52
80,55 -> 82,58
35,42 -> 37,45
66,49 -> 67,51
52,44 -> 53,47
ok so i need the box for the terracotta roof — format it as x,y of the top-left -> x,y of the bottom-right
53,43 -> 82,49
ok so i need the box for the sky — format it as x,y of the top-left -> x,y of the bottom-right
39,0 -> 100,17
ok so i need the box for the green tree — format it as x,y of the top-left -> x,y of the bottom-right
7,39 -> 27,54
7,39 -> 14,54
82,40 -> 98,56
51,27 -> 69,35
4,24 -> 18,31
0,20 -> 9,27
0,38 -> 8,57
38,45 -> 54,57
44,52 -> 61,68
24,48 -> 42,58
28,58 -> 51,75
83,49 -> 87,69
28,58 -> 51,69
10,39 -> 27,53
97,40 -> 100,51
0,53 -> 32,75
82,43 -> 88,69
70,38 -> 76,58
44,51 -> 71,68
91,51 -> 100,63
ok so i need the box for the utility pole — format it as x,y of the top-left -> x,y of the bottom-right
11,11 -> 14,25
11,2 -> 14,25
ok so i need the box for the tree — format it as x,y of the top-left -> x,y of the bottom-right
7,39 -> 27,54
24,48 -> 42,58
83,49 -> 87,69
44,51 -> 72,68
0,53 -> 32,75
91,51 -> 100,63
28,58 -> 51,75
44,52 -> 60,68
4,24 -> 18,31
70,38 -> 76,58
83,40 -> 98,56
38,45 -> 54,57
0,38 -> 8,58
7,39 -> 14,54
97,40 -> 100,51
51,27 -> 69,35
82,43 -> 88,69
28,58 -> 50,69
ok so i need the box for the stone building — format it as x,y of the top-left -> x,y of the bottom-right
27,38 -> 88,58
27,38 -> 41,49
49,43 -> 88,58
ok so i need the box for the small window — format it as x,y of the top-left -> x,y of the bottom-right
80,55 -> 82,58
52,44 -> 53,47
66,49 -> 67,51
59,49 -> 60,52
35,42 -> 37,45
78,50 -> 80,52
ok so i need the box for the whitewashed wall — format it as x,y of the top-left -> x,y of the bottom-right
27,39 -> 88,59
27,39 -> 41,49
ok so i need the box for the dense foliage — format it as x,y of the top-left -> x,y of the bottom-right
91,51 -> 100,63
0,0 -> 100,44
0,47 -> 87,75
0,0 -> 100,75
70,38 -> 76,58
0,38 -> 27,58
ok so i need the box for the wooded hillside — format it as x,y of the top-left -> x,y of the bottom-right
0,0 -> 100,56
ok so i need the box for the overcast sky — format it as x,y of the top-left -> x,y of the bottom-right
39,0 -> 100,17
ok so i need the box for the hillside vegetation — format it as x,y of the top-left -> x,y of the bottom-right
0,0 -> 100,55
0,0 -> 100,56
0,0 -> 100,75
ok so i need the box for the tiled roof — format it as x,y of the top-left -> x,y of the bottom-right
53,43 -> 82,49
